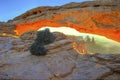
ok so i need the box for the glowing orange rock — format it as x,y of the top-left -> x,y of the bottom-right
15,10 -> 120,42
15,20 -> 65,35
73,42 -> 87,54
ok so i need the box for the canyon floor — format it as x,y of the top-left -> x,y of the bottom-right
0,32 -> 120,80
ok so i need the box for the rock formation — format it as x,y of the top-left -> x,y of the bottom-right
12,0 -> 120,42
0,0 -> 120,79
0,0 -> 120,42
0,32 -> 120,79
0,22 -> 16,35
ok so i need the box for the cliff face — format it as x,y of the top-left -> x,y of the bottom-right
9,0 -> 120,42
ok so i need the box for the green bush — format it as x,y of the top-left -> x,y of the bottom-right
35,28 -> 56,45
30,42 -> 47,56
30,28 -> 56,56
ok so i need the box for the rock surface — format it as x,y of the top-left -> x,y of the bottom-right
20,30 -> 37,41
0,22 -> 16,35
12,0 -> 120,23
0,35 -> 120,80
0,0 -> 120,42
0,0 -> 120,79
13,0 -> 120,42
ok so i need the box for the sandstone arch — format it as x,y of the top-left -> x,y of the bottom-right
15,20 -> 120,42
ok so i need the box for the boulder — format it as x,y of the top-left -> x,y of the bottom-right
20,30 -> 37,41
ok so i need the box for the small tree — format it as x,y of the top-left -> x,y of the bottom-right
30,28 -> 56,56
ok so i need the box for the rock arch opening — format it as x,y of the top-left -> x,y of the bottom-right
15,20 -> 120,42
38,26 -> 120,54
15,22 -> 120,54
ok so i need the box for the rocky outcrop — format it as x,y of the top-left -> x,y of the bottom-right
12,0 -> 120,22
0,0 -> 120,79
11,0 -> 120,42
0,35 -> 120,79
0,0 -> 120,42
52,32 -> 67,41
20,30 -> 37,41
0,22 -> 16,35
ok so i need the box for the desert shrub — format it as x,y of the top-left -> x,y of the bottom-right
30,42 -> 47,56
35,28 -> 56,45
30,28 -> 56,56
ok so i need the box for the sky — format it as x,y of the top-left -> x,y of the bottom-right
0,0 -> 85,22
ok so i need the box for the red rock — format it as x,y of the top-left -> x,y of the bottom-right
12,0 -> 120,42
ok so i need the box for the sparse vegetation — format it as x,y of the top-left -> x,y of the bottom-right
30,28 -> 56,56
30,42 -> 47,56
35,28 -> 56,45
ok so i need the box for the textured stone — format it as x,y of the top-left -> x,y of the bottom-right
104,73 -> 120,80
0,0 -> 120,79
14,0 -> 120,42
70,55 -> 111,80
52,32 -> 67,41
20,30 -> 37,41
0,36 -> 75,79
0,36 -> 120,79
45,51 -> 76,78
106,63 -> 120,73
0,0 -> 120,42
92,53 -> 120,64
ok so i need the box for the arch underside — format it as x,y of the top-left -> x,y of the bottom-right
15,20 -> 120,42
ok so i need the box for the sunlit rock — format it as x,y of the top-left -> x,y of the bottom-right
0,0 -> 120,79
